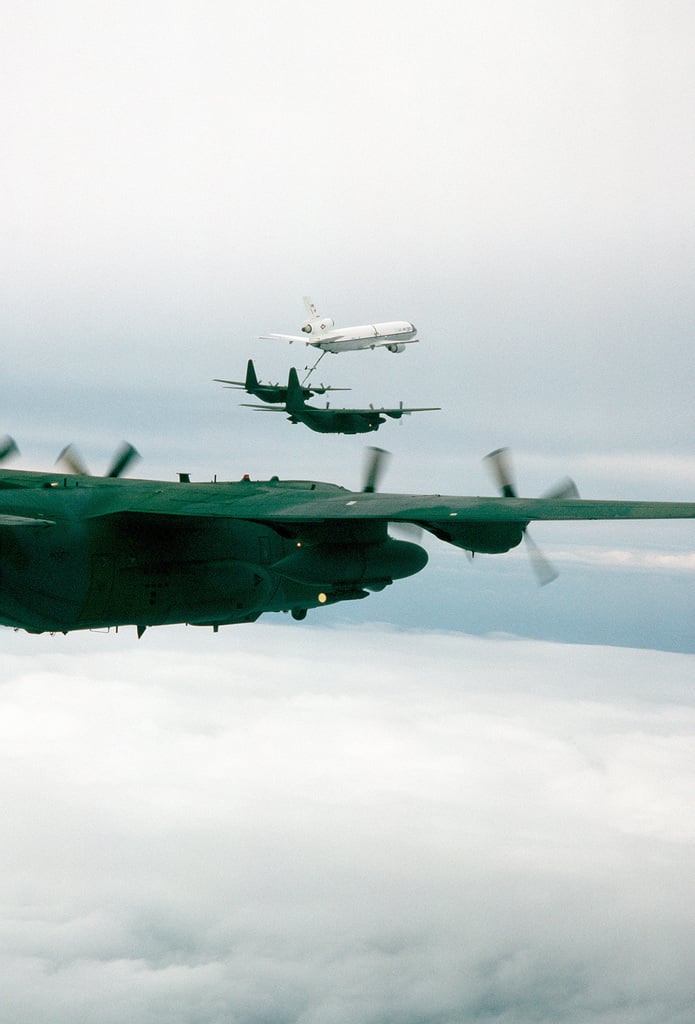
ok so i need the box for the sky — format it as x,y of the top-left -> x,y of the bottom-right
1,1 -> 694,1020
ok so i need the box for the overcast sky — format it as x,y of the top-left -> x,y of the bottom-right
1,2 -> 694,1020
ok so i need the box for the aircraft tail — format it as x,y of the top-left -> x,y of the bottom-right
303,296 -> 318,318
300,296 -> 334,335
245,359 -> 259,391
286,368 -> 307,413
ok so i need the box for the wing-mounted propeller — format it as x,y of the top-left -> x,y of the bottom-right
0,435 -> 19,464
362,446 -> 391,493
484,447 -> 579,585
106,442 -> 141,478
361,446 -> 423,541
56,441 -> 141,478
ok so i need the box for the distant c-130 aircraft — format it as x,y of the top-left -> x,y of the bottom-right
241,368 -> 440,434
215,359 -> 350,404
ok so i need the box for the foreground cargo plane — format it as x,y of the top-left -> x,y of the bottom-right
1,437 -> 693,636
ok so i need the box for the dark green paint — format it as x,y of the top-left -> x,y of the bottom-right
1,463 -> 694,634
216,359 -> 349,404
242,367 -> 440,434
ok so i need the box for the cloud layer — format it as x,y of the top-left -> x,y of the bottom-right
2,625 -> 694,1022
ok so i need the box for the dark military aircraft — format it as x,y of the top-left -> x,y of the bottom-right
1,436 -> 694,636
215,359 -> 349,404
242,367 -> 440,434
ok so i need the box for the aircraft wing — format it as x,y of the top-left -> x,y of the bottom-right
71,484 -> 695,528
299,405 -> 439,416
341,493 -> 695,525
382,406 -> 440,417
213,379 -> 245,388
3,468 -> 692,530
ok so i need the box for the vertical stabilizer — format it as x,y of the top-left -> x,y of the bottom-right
300,296 -> 334,335
245,359 -> 259,391
286,368 -> 307,413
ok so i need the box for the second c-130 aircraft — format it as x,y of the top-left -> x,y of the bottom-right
240,368 -> 440,434
1,437 -> 694,636
215,359 -> 350,404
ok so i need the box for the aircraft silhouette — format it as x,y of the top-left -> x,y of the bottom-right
242,368 -> 440,434
215,359 -> 349,404
1,438 -> 693,636
262,297 -> 419,377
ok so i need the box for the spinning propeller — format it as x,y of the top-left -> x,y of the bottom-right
361,446 -> 423,541
362,446 -> 391,493
56,441 -> 141,478
0,435 -> 19,463
484,447 -> 579,585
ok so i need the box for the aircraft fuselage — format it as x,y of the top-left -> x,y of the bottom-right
288,411 -> 387,434
0,475 -> 428,633
305,321 -> 417,352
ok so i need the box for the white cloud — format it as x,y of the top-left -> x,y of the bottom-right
1,625 -> 694,1022
517,545 -> 695,574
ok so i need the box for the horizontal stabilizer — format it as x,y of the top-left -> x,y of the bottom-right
0,514 -> 55,528
259,333 -> 313,345
240,404 -> 285,412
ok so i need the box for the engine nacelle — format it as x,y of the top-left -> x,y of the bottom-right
301,317 -> 335,334
272,537 -> 428,587
387,343 -> 406,353
422,521 -> 526,554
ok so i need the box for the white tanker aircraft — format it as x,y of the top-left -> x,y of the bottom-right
261,297 -> 419,378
